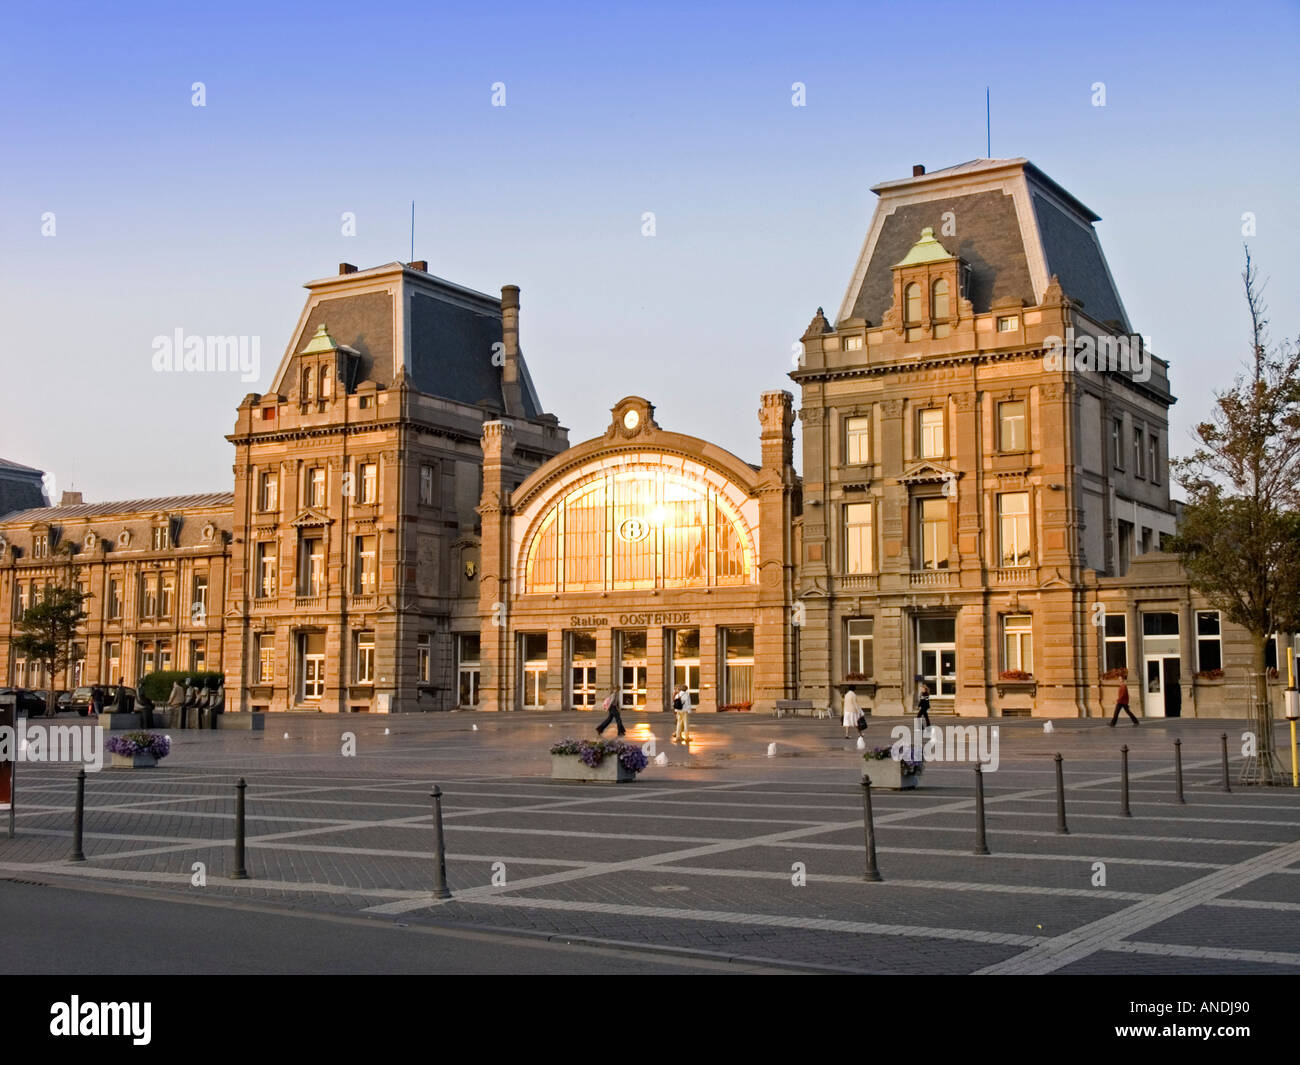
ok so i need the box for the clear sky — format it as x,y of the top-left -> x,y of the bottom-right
1,0 -> 1297,502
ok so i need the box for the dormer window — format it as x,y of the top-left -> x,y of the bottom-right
151,525 -> 170,551
302,366 -> 315,402
904,283 -> 923,341
931,279 -> 951,338
32,533 -> 48,558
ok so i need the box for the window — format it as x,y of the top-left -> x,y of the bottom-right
257,635 -> 275,683
1196,611 -> 1222,672
1112,418 -> 1124,471
417,634 -> 431,683
302,365 -> 314,401
1117,520 -> 1134,574
158,640 -> 173,672
259,471 -> 278,512
670,628 -> 700,706
571,631 -> 599,709
159,574 -> 175,617
15,583 -> 28,619
919,498 -> 950,570
72,644 -> 86,687
353,536 -> 377,595
844,503 -> 873,573
300,632 -> 325,700
1104,613 -> 1128,672
320,366 -> 332,397
1148,434 -> 1160,485
845,416 -> 871,465
190,640 -> 205,672
139,640 -> 156,675
32,533 -> 48,558
108,579 -> 122,620
847,618 -> 874,677
355,631 -> 375,685
151,525 -> 170,550
358,463 -> 377,504
996,315 -> 1019,333
1002,615 -> 1033,673
300,537 -> 324,595
721,627 -> 755,708
1133,427 -> 1144,479
1141,527 -> 1152,554
998,493 -> 1031,567
140,574 -> 159,618
309,467 -> 326,508
844,335 -> 864,351
256,542 -> 276,599
458,634 -> 481,707
904,283 -> 922,341
998,401 -> 1026,452
105,642 -> 120,683
919,408 -> 944,459
931,279 -> 951,338
419,464 -> 437,506
192,575 -> 208,622
521,633 -> 548,708
262,406 -> 276,420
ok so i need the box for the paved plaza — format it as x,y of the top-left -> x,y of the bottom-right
2,711 -> 1298,974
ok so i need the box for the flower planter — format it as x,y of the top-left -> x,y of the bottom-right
862,759 -> 919,790
550,754 -> 639,782
111,752 -> 157,769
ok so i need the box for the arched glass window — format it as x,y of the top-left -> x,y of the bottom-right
301,366 -> 314,400
931,278 -> 950,319
523,467 -> 754,593
904,283 -> 922,324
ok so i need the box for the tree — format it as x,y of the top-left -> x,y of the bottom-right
1168,248 -> 1300,783
11,566 -> 89,718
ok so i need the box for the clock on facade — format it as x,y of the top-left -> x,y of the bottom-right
622,409 -> 639,431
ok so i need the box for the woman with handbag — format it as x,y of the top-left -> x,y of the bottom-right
842,687 -> 863,738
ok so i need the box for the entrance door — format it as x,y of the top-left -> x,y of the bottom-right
917,617 -> 957,698
619,629 -> 648,711
1143,655 -> 1182,718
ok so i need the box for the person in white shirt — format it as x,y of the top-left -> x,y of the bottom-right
672,684 -> 692,744
842,687 -> 862,738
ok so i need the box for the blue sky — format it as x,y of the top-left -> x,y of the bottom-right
1,0 -> 1297,500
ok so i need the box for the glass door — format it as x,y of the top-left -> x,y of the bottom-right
568,631 -> 597,710
916,616 -> 957,698
619,629 -> 648,711
669,628 -> 700,711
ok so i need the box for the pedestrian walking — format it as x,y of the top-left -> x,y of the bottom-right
916,683 -> 932,731
1109,681 -> 1139,726
89,685 -> 103,717
842,687 -> 864,738
595,687 -> 626,737
672,683 -> 692,744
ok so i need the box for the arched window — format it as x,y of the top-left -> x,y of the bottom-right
523,467 -> 754,593
931,278 -> 950,319
320,365 -> 332,397
301,366 -> 314,401
904,283 -> 922,324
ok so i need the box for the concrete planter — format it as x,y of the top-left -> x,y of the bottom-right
98,712 -> 145,731
217,713 -> 265,731
111,752 -> 158,769
551,754 -> 638,783
862,759 -> 919,790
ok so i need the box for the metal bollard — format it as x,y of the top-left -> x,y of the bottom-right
1174,738 -> 1185,804
230,778 -> 249,879
431,785 -> 452,899
861,779 -> 882,881
973,764 -> 990,855
1221,732 -> 1232,793
69,768 -> 86,862
1054,753 -> 1069,834
1120,745 -> 1132,817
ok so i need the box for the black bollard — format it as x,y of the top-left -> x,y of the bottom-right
973,764 -> 990,855
431,785 -> 452,899
1174,738 -> 1185,804
1120,745 -> 1132,817
69,768 -> 86,862
1054,753 -> 1069,834
1221,732 -> 1231,793
230,778 -> 249,879
861,778 -> 882,881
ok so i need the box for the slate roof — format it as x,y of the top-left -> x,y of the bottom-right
1,492 -> 234,525
0,457 -> 44,476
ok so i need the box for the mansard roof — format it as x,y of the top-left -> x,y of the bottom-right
838,158 -> 1130,331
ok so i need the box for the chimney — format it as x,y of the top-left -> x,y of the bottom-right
912,164 -> 925,177
338,263 -> 357,275
408,260 -> 428,273
500,285 -> 524,416
60,491 -> 83,506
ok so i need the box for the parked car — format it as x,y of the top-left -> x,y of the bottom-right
0,688 -> 47,716
55,691 -> 73,712
65,685 -> 136,716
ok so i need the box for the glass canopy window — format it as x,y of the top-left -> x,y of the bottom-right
524,467 -> 754,593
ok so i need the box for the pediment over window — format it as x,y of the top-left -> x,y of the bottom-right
898,461 -> 959,486
289,508 -> 333,528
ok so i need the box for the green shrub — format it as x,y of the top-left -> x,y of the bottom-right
139,671 -> 224,702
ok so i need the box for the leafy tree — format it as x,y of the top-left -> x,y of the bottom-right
11,566 -> 89,717
1168,249 -> 1300,783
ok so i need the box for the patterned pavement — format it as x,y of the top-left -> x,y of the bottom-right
2,711 -> 1298,974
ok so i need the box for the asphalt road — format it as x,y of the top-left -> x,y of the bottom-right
0,879 -> 776,975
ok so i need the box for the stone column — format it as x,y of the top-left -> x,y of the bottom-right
754,390 -> 797,714
476,420 -> 514,712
